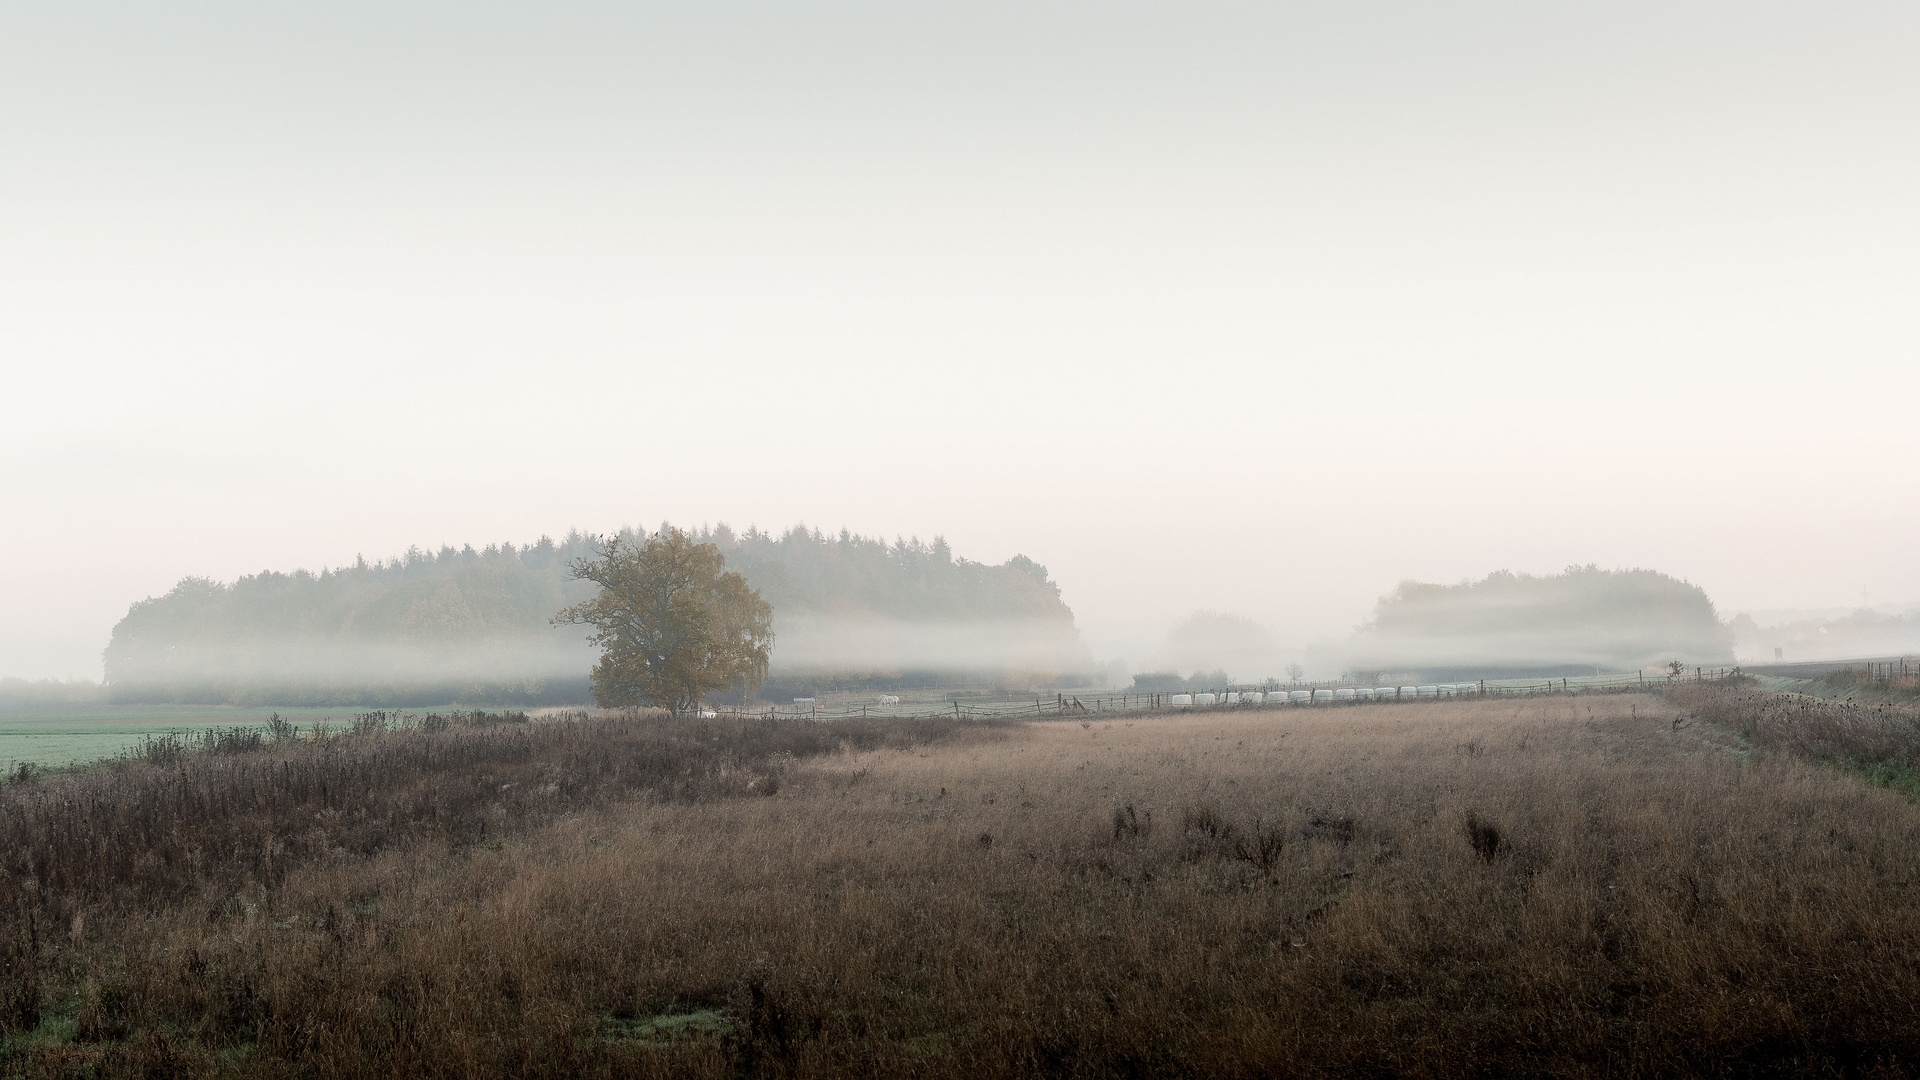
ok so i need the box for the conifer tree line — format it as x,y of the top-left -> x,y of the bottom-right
101,525 -> 1081,706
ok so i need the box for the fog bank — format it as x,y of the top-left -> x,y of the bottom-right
1324,567 -> 1735,677
1732,608 -> 1920,665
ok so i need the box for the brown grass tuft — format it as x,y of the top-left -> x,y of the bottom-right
1462,809 -> 1505,862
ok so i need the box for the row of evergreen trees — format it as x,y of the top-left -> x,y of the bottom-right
102,525 -> 1082,705
693,523 -> 1069,624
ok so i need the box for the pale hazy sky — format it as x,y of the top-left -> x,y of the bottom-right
4,1 -> 1917,679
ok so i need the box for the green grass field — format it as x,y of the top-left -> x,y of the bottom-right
0,705 -> 390,773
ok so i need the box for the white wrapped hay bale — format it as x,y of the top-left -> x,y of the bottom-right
1170,694 -> 1193,707
1194,693 -> 1218,705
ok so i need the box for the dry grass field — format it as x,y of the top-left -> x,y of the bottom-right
5,692 -> 1920,1077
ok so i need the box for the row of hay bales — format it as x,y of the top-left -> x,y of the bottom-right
1168,684 -> 1478,707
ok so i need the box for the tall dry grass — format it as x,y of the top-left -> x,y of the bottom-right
1673,682 -> 1920,799
1814,668 -> 1920,703
7,694 -> 1920,1077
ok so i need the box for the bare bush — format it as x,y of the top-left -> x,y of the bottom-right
1232,817 -> 1286,873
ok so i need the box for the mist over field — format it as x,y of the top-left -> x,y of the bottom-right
1329,567 -> 1735,678
85,525 -> 1092,705
5,6 -> 1920,1073
1730,607 -> 1920,665
1127,568 -> 1737,686
70,535 -> 1764,708
761,615 -> 1088,682
3,1 -> 1918,685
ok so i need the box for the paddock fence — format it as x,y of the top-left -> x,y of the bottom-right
708,668 -> 1751,722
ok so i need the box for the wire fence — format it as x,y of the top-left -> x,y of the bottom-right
708,669 -> 1749,722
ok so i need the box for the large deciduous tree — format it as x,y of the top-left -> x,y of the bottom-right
554,529 -> 772,712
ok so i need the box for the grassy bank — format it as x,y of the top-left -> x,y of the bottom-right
0,706 -> 395,778
1672,681 -> 1920,801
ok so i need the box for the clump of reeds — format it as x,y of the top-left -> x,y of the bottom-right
1110,803 -> 1151,840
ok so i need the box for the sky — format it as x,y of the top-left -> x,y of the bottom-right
4,0 -> 1918,679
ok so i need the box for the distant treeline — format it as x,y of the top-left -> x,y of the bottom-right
1326,565 -> 1736,676
103,525 -> 1086,706
695,524 -> 1070,624
695,524 -> 1089,694
0,677 -> 106,714
1127,670 -> 1234,694
104,534 -> 601,706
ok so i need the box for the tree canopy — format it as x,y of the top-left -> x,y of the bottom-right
555,530 -> 773,712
